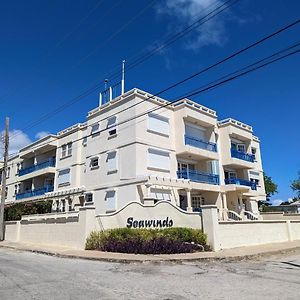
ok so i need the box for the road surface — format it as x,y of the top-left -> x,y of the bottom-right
0,248 -> 299,299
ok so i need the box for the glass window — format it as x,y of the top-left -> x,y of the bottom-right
90,157 -> 99,168
107,151 -> 117,172
91,123 -> 100,135
85,193 -> 93,203
105,190 -> 116,212
57,168 -> 70,185
148,148 -> 170,171
148,113 -> 169,136
107,116 -> 117,136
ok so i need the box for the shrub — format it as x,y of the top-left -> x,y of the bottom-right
4,200 -> 53,221
85,227 -> 207,254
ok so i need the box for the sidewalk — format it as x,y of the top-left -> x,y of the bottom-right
0,240 -> 300,263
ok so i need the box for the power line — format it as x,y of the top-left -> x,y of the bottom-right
10,17 -> 300,144
8,0 -> 238,141
6,40 -> 300,163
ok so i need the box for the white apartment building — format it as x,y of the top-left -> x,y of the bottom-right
2,88 -> 266,221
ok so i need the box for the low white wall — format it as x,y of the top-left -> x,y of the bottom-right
97,201 -> 202,230
5,207 -> 97,249
218,221 -> 300,249
5,221 -> 20,242
261,212 -> 300,221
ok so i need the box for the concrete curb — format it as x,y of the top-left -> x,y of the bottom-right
1,241 -> 300,263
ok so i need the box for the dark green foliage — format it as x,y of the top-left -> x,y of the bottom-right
4,200 -> 53,221
85,227 -> 207,254
291,171 -> 300,198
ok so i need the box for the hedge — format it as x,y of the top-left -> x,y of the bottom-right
4,200 -> 53,221
86,227 -> 208,254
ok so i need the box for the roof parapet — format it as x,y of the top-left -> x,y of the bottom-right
57,122 -> 87,136
218,118 -> 253,132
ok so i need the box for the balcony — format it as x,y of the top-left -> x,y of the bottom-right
231,148 -> 254,163
19,158 -> 56,176
225,178 -> 257,190
16,185 -> 54,200
185,135 -> 217,152
177,170 -> 219,185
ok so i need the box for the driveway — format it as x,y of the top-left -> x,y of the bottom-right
0,248 -> 299,299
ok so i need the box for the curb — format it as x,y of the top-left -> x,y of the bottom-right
1,243 -> 300,263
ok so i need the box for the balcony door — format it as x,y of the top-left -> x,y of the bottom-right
178,162 -> 195,172
185,123 -> 206,141
224,171 -> 237,180
231,141 -> 245,152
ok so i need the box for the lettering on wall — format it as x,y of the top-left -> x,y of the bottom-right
126,217 -> 174,228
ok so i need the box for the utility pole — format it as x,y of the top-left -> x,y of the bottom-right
0,117 -> 9,241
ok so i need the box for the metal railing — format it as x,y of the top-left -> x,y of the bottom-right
185,135 -> 217,152
16,185 -> 54,200
177,169 -> 219,185
225,178 -> 257,190
231,148 -> 255,162
244,211 -> 259,220
227,210 -> 243,221
19,158 -> 56,176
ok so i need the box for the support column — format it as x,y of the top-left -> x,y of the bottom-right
238,193 -> 245,219
186,189 -> 192,212
221,192 -> 228,221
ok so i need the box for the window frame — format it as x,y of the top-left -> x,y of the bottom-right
106,150 -> 118,173
90,156 -> 99,169
91,122 -> 100,135
107,116 -> 117,137
105,190 -> 116,212
147,148 -> 170,172
57,168 -> 71,186
148,113 -> 170,137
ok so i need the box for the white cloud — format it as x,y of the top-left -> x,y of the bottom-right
271,199 -> 283,206
0,129 -> 32,158
35,131 -> 51,140
156,0 -> 231,49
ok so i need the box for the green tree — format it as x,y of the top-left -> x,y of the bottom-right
259,173 -> 278,207
291,171 -> 300,198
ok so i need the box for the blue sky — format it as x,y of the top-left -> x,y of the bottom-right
0,0 -> 299,202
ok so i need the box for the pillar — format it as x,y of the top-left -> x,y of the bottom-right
201,205 -> 220,251
186,188 -> 192,212
221,193 -> 228,221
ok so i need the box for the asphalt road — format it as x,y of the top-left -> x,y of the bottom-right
0,248 -> 299,300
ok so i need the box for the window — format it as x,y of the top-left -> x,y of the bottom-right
237,144 -> 245,152
251,147 -> 257,160
148,148 -> 170,171
105,190 -> 116,212
107,151 -> 117,173
62,142 -> 72,158
185,123 -> 205,140
68,198 -> 73,211
6,167 -> 10,178
90,157 -> 99,169
91,123 -> 100,135
57,168 -> 70,185
148,113 -> 169,136
14,184 -> 18,195
5,187 -> 8,199
85,193 -> 93,203
82,136 -> 87,147
56,200 -> 60,212
107,116 -> 117,136
192,196 -> 205,209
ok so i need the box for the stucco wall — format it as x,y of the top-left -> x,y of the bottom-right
5,207 -> 97,249
218,221 -> 300,249
261,212 -> 300,221
97,201 -> 202,230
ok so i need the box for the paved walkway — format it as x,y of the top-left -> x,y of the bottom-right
1,240 -> 300,262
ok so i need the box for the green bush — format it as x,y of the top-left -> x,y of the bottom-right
4,200 -> 53,221
85,227 -> 207,254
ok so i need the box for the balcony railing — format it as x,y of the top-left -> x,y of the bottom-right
19,158 -> 56,176
231,148 -> 255,162
16,185 -> 54,200
177,170 -> 219,185
185,135 -> 217,152
225,178 -> 257,190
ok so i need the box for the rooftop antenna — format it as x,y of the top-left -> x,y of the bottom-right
121,60 -> 125,95
99,79 -> 109,107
